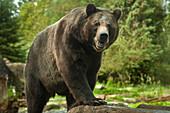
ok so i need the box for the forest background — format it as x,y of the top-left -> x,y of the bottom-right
0,0 -> 170,85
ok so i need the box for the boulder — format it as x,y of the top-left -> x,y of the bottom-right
5,60 -> 25,83
67,105 -> 170,113
5,58 -> 25,96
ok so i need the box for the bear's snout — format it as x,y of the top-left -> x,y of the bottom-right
99,32 -> 108,42
97,26 -> 109,43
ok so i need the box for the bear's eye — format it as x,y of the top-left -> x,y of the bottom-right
107,24 -> 112,29
94,23 -> 100,26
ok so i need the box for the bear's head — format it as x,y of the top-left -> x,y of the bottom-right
84,4 -> 122,52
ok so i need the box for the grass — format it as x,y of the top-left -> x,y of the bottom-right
48,95 -> 66,105
17,82 -> 170,111
94,82 -> 170,96
47,82 -> 170,108
128,102 -> 170,108
94,82 -> 170,107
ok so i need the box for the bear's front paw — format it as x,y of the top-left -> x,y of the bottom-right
83,98 -> 107,106
69,98 -> 107,110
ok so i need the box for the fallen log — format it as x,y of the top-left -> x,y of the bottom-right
145,95 -> 170,103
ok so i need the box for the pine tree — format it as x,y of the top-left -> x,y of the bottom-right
0,0 -> 26,62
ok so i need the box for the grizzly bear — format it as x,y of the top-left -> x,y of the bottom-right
25,4 -> 122,113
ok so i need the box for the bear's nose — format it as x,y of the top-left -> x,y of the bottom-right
100,32 -> 108,42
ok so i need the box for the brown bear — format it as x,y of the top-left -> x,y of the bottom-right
25,4 -> 122,113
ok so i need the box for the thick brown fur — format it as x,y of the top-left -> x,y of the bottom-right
25,4 -> 121,113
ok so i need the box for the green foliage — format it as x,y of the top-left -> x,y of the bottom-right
7,86 -> 18,99
0,0 -> 26,62
18,0 -> 52,48
49,95 -> 66,105
99,0 -> 167,85
153,1 -> 170,85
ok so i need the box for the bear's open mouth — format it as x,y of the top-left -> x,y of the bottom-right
96,41 -> 105,49
93,37 -> 108,52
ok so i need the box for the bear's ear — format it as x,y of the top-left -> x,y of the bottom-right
113,8 -> 122,21
86,4 -> 97,17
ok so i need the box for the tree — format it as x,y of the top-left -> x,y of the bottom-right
0,0 -> 26,62
18,0 -> 52,47
99,0 -> 165,84
153,0 -> 170,85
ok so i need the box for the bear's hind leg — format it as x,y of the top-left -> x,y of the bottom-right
25,77 -> 50,113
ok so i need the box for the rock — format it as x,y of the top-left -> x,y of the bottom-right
5,61 -> 25,83
123,98 -> 141,103
18,108 -> 27,113
44,109 -> 67,113
18,99 -> 27,107
118,87 -> 132,91
95,95 -> 106,99
95,85 -> 107,90
4,58 -> 25,96
67,105 -> 170,113
107,101 -> 128,106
